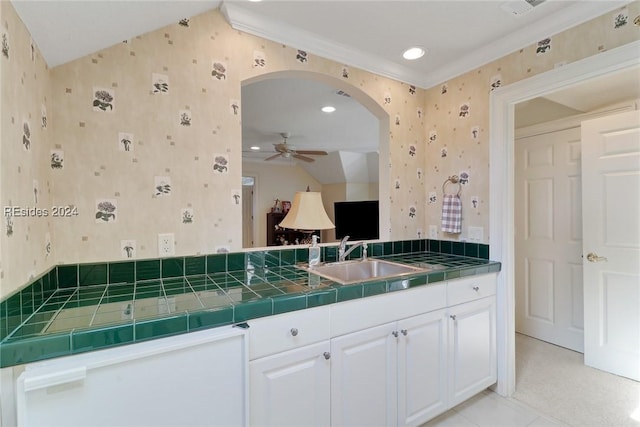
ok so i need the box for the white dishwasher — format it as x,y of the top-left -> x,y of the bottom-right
15,326 -> 248,427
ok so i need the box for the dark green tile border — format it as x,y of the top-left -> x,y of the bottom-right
0,333 -> 71,368
479,244 -> 490,260
136,259 -> 160,281
233,299 -> 273,322
161,257 -> 184,278
306,289 -> 337,308
57,265 -> 78,288
335,284 -> 364,302
135,314 -> 188,341
79,263 -> 108,287
452,242 -> 465,256
188,307 -> 234,331
363,280 -> 387,297
227,253 -> 245,271
72,324 -> 134,354
273,294 -> 307,314
184,256 -> 206,276
207,254 -> 226,273
109,261 -> 135,284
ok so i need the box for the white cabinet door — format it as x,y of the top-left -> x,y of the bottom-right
16,327 -> 248,427
447,296 -> 496,407
331,322 -> 397,427
250,341 -> 331,427
397,309 -> 448,427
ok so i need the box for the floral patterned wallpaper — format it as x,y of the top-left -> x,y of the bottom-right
1,2 -> 638,298
43,10 -> 426,271
0,2 -> 54,298
422,3 -> 640,242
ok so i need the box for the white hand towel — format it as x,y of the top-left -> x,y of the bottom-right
441,194 -> 462,234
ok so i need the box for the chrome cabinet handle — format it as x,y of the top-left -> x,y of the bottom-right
290,328 -> 298,336
401,329 -> 408,336
323,352 -> 331,360
472,286 -> 480,291
450,314 -> 457,320
392,331 -> 399,338
586,252 -> 608,263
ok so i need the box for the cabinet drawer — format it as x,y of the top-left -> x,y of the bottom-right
447,273 -> 497,306
331,283 -> 446,337
249,306 -> 331,360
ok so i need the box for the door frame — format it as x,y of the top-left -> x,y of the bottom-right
489,40 -> 640,397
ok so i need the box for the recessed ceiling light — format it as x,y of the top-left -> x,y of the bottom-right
321,106 -> 336,113
248,0 -> 262,2
403,47 -> 426,60
250,146 -> 260,150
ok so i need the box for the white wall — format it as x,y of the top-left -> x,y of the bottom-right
243,161 -> 321,248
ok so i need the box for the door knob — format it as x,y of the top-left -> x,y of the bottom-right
323,352 -> 331,360
586,252 -> 608,263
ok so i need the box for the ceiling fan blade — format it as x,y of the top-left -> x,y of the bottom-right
293,154 -> 314,163
294,150 -> 328,155
264,153 -> 283,161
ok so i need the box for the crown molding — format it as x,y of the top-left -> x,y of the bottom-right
222,1 -> 633,89
423,0 -> 633,88
220,2 -> 426,88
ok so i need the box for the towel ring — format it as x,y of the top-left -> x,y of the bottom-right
442,175 -> 462,196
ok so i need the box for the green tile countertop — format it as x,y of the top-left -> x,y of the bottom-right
0,251 -> 500,368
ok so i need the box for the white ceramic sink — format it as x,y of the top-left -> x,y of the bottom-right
302,259 -> 426,285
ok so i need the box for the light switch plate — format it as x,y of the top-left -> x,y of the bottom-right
429,225 -> 438,239
467,226 -> 484,243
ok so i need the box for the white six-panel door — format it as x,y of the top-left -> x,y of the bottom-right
515,127 -> 584,352
581,110 -> 640,381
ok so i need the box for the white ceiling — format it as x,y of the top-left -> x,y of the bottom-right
10,0 -> 639,176
241,77 -> 379,162
12,0 -> 632,88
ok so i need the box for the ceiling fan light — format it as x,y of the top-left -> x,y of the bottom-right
321,106 -> 336,113
403,47 -> 426,60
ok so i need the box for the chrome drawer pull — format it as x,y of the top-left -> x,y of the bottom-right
472,286 -> 480,291
290,328 -> 299,337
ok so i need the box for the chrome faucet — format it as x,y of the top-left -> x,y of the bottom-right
338,235 -> 368,262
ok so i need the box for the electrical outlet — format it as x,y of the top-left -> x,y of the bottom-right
429,225 -> 438,239
158,233 -> 175,256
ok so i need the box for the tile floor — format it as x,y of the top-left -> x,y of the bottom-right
421,389 -> 567,427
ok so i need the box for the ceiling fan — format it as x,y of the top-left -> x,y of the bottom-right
264,133 -> 328,163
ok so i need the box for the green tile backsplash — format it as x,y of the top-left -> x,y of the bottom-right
0,238 -> 497,368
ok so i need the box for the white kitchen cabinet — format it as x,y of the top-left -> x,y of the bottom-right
397,309 -> 448,427
331,322 -> 398,427
13,326 -> 248,427
331,309 -> 448,427
250,341 -> 331,427
248,306 -> 332,427
330,273 -> 497,427
446,274 -> 497,408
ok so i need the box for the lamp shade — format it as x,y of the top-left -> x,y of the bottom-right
279,191 -> 335,231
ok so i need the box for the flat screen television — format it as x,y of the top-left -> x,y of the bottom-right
334,200 -> 379,240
